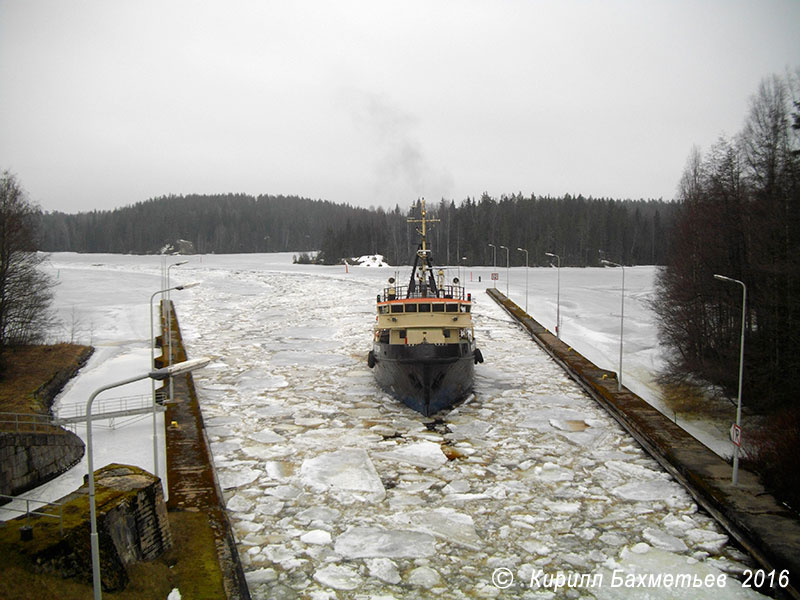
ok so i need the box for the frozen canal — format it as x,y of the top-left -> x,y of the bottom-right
174,258 -> 762,599
6,253 -> 764,599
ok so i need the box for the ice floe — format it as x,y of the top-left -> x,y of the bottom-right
300,448 -> 385,501
333,526 -> 437,559
373,440 -> 447,469
389,507 -> 480,550
599,546 -> 765,599
312,564 -> 361,590
365,558 -> 401,584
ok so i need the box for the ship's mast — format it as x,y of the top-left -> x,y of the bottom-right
408,198 -> 439,286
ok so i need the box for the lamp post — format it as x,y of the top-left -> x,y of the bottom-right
166,261 -> 189,404
166,260 -> 188,287
86,357 -> 211,600
149,283 -> 199,481
517,247 -> 529,314
499,245 -> 510,297
545,252 -> 561,338
488,243 -> 496,288
714,274 -> 747,486
601,259 -> 625,391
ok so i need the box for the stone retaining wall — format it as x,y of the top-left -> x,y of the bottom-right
0,345 -> 93,503
0,429 -> 84,498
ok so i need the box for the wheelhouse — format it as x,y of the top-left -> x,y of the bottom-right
375,283 -> 474,346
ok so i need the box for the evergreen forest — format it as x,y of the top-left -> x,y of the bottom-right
38,193 -> 676,268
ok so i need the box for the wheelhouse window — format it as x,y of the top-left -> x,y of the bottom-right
391,304 -> 403,313
405,303 -> 418,313
379,306 -> 389,314
446,303 -> 458,313
418,303 -> 431,312
432,303 -> 445,312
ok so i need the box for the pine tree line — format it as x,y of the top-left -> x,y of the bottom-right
38,194 -> 360,255
39,193 -> 677,267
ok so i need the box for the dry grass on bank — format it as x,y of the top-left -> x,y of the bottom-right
0,344 -> 91,415
659,380 -> 735,423
661,379 -> 800,515
0,511 -> 225,600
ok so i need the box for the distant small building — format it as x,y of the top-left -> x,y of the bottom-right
159,239 -> 196,255
175,239 -> 195,254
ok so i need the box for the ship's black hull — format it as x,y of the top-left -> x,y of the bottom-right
371,341 -> 476,416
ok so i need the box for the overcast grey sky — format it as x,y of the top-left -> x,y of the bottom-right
1,1 -> 798,213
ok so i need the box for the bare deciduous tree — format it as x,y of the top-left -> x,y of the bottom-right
0,171 -> 56,368
653,73 -> 800,410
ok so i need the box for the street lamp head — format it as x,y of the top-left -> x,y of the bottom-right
176,282 -> 201,290
171,260 -> 189,267
488,243 -> 495,248
149,357 -> 211,380
517,247 -> 525,252
714,274 -> 733,283
500,245 -> 508,250
545,252 -> 555,258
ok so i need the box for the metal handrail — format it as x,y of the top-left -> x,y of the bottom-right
0,412 -> 63,434
379,284 -> 467,302
55,394 -> 160,423
1,394 -> 163,432
0,493 -> 64,536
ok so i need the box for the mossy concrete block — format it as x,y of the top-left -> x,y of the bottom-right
0,463 -> 172,592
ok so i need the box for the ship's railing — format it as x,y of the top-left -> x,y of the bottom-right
378,284 -> 467,302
